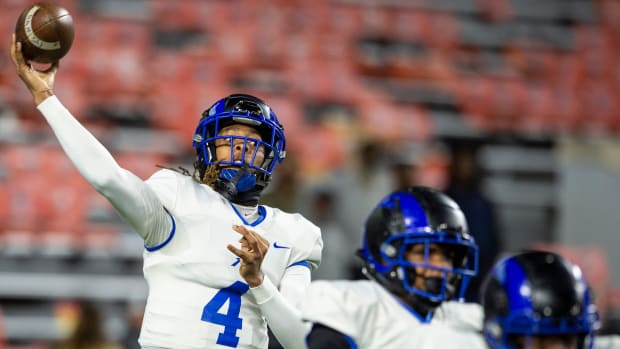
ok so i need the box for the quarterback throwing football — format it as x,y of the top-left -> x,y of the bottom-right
10,34 -> 322,349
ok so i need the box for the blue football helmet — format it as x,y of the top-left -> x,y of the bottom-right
482,250 -> 600,349
192,94 -> 286,190
359,187 -> 479,320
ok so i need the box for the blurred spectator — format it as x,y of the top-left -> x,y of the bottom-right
445,140 -> 501,302
305,188 -> 352,280
388,141 -> 427,191
329,139 -> 392,247
52,302 -> 120,349
327,139 -> 393,279
388,141 -> 451,191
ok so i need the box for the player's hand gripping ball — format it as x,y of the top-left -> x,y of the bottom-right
14,2 -> 74,63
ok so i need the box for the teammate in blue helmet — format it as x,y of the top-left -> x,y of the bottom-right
11,35 -> 322,349
482,250 -> 600,349
192,94 -> 286,206
301,187 -> 484,349
359,186 -> 479,321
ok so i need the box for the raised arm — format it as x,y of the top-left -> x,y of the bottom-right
10,34 -> 171,246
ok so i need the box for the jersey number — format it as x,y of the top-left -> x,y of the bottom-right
201,281 -> 250,348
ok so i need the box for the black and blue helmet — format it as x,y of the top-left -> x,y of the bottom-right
359,187 -> 479,319
482,250 -> 600,349
192,93 -> 286,186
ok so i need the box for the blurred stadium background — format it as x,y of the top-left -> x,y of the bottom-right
1,0 -> 620,347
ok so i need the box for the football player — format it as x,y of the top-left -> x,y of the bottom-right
301,186 -> 487,349
11,35 -> 322,349
482,250 -> 601,349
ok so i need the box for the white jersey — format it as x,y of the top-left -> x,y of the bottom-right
35,97 -> 322,349
595,335 -> 620,349
300,280 -> 487,349
140,169 -> 322,348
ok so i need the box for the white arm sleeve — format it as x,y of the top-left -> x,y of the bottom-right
36,96 -> 171,246
250,265 -> 311,349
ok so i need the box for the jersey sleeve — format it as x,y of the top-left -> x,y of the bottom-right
436,301 -> 484,331
287,213 -> 323,270
300,281 -> 366,339
145,169 -> 180,211
250,268 -> 311,349
595,335 -> 620,349
36,96 -> 172,246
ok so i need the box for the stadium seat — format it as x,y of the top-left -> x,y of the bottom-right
149,82 -> 200,142
510,0 -> 564,21
79,223 -> 121,258
358,5 -> 392,39
356,98 -> 430,141
37,229 -> 80,258
492,78 -> 527,127
0,230 -> 36,258
5,176 -> 44,232
425,13 -> 459,49
82,19 -> 151,97
522,81 -> 555,131
261,96 -> 306,142
551,86 -> 580,132
457,76 -> 495,121
114,151 -> 169,181
597,0 -> 620,34
290,124 -> 348,177
0,181 -> 7,232
150,0 -> 212,31
41,181 -> 88,233
391,10 -> 429,42
578,78 -> 618,132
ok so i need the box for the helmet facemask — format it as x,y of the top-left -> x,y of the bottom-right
377,233 -> 478,306
401,238 -> 477,302
192,94 -> 286,205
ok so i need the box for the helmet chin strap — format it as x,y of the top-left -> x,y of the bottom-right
213,163 -> 263,206
400,273 -> 451,321
424,275 -> 456,300
423,276 -> 444,295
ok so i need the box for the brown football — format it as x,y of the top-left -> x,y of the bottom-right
14,2 -> 75,63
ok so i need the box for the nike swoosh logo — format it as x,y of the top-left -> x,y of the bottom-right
231,257 -> 241,266
273,242 -> 290,249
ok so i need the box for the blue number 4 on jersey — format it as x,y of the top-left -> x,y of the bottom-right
202,281 -> 250,347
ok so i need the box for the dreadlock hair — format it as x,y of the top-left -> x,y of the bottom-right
156,161 -> 221,187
